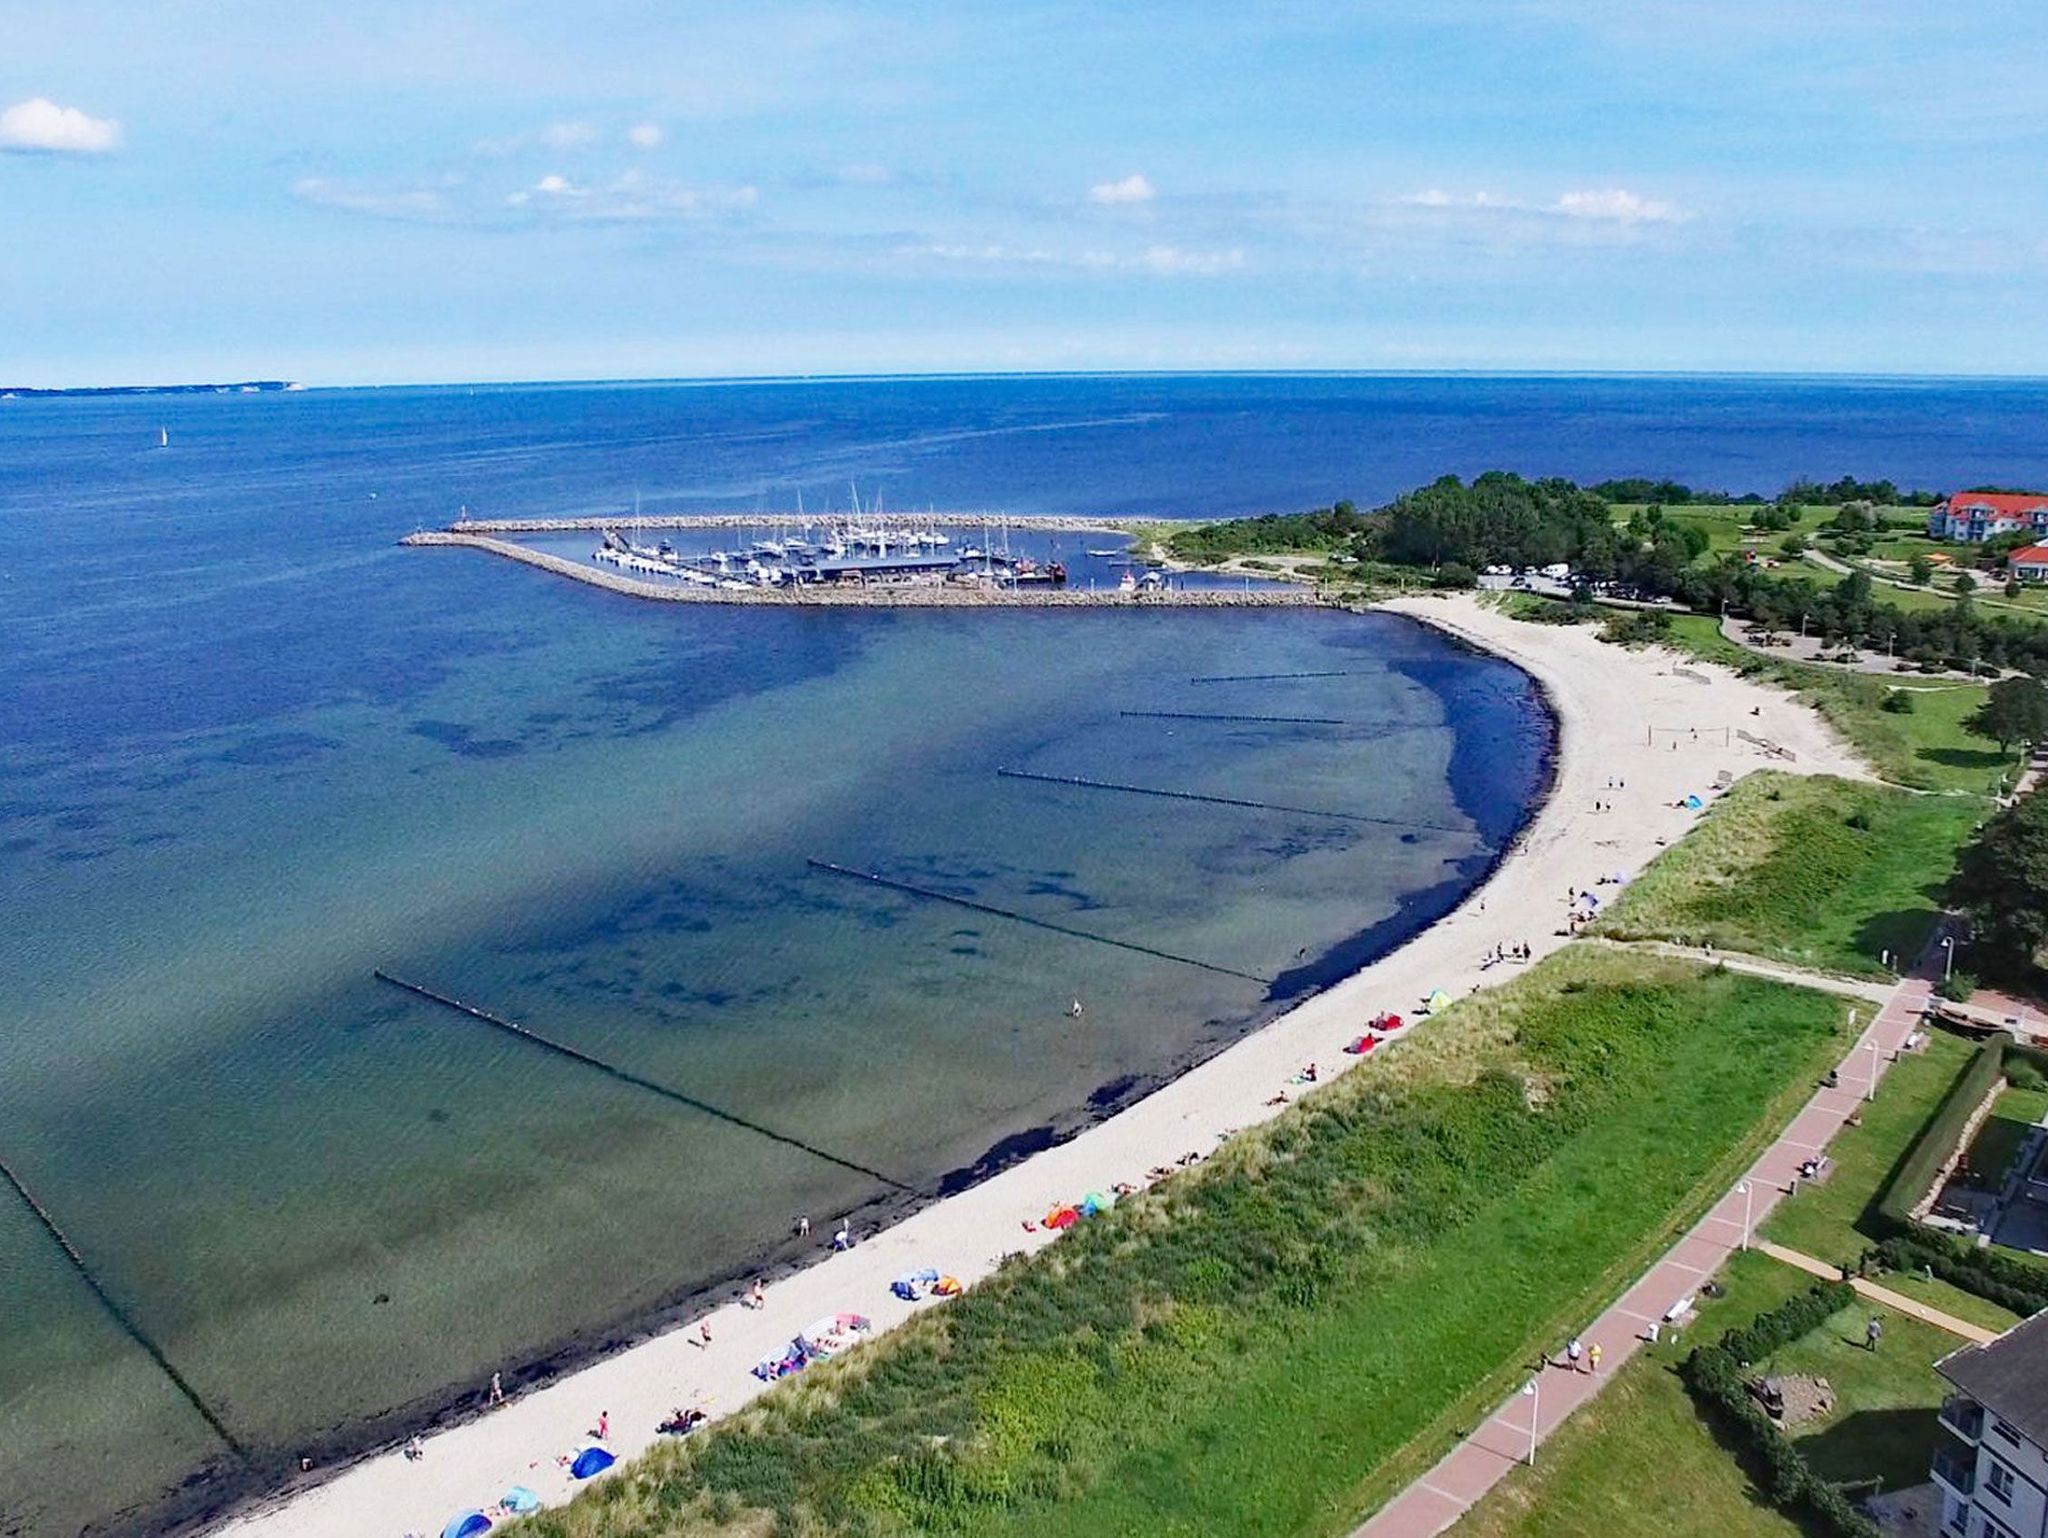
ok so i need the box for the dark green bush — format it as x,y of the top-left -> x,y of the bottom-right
1876,1038 -> 2006,1230
1880,691 -> 1916,715
1680,1282 -> 1878,1538
1869,1233 -> 2048,1316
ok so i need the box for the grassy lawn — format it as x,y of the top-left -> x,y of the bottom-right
1592,771 -> 1979,977
1760,1028 -> 2023,1334
511,951 -> 1850,1538
1654,613 -> 2011,795
1964,1082 -> 2048,1191
1453,1247 -> 1967,1538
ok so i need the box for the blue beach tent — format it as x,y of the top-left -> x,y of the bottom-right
442,1513 -> 492,1538
570,1444 -> 617,1480
500,1486 -> 542,1514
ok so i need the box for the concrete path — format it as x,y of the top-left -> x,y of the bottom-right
1351,974 -> 1933,1538
1586,938 -> 1896,1004
1757,1241 -> 1998,1344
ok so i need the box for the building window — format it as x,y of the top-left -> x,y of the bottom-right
1987,1416 -> 2020,1448
1976,1510 -> 2019,1538
1983,1458 -> 2015,1505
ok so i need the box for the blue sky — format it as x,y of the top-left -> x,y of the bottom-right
5,1 -> 2046,385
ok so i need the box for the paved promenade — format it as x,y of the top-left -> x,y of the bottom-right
1353,973 -> 1934,1538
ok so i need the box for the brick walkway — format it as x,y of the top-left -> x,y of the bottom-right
1352,975 -> 1933,1538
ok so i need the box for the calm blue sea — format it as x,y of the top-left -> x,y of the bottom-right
0,372 -> 2042,1537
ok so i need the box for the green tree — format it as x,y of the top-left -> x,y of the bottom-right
1969,676 -> 2048,750
1908,553 -> 1935,585
1956,572 -> 1979,595
2008,578 -> 2025,599
1950,792 -> 2048,974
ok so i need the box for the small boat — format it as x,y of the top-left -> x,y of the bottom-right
1086,547 -> 1123,558
158,427 -> 169,449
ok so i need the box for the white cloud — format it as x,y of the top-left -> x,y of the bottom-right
1088,172 -> 1155,205
0,96 -> 122,154
538,120 -> 600,150
627,121 -> 665,149
509,168 -> 757,220
1400,185 -> 1688,225
898,240 -> 1239,276
292,177 -> 453,221
1551,187 -> 1685,224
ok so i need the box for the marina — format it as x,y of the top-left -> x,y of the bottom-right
403,528 -> 1312,605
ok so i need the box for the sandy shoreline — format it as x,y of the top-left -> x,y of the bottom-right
209,596 -> 1868,1538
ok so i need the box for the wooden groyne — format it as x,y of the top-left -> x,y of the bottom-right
1119,710 -> 1348,726
373,972 -> 912,1191
1189,669 -> 1353,683
804,859 -> 1273,985
0,1154 -> 243,1453
994,767 -> 1464,834
401,531 -> 1319,609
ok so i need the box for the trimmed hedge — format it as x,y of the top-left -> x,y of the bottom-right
1681,1281 -> 1879,1538
1869,1233 -> 2048,1317
1875,1038 -> 2007,1230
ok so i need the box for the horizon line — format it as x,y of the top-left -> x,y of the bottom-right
12,365 -> 2048,395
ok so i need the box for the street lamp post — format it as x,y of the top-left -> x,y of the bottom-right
1522,1377 -> 1540,1466
1867,1038 -> 1881,1102
1942,935 -> 1955,981
1737,1180 -> 1753,1251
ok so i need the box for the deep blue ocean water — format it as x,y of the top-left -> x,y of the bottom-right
1,372 -> 2043,1536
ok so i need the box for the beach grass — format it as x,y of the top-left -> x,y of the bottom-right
508,948 -> 1849,1538
1592,771 -> 1980,977
1450,1247 -> 1964,1538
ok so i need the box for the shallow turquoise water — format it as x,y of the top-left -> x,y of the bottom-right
0,378 -> 1584,1535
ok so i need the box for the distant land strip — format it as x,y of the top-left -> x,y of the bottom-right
402,531 -> 1317,607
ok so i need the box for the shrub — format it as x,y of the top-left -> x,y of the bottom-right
1938,972 -> 1978,1003
1869,1233 -> 2048,1316
1431,561 -> 1478,589
1880,691 -> 1916,715
2007,1057 -> 2046,1092
1875,1038 -> 2005,1230
1680,1282 -> 1879,1538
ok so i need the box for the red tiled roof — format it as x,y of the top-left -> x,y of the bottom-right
1943,491 -> 2048,515
2009,544 -> 2048,566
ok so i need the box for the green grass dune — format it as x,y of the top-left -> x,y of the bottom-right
511,951 -> 1848,1538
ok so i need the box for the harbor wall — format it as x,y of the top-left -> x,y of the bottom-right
447,512 -> 1133,534
401,531 -> 1318,608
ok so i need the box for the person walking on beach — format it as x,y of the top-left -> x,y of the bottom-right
596,1410 -> 610,1440
488,1371 -> 503,1407
699,1319 -> 713,1346
795,1214 -> 810,1239
833,1220 -> 851,1251
748,1278 -> 765,1310
1069,998 -> 1084,1019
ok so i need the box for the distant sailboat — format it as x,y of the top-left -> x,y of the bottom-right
158,427 -> 169,449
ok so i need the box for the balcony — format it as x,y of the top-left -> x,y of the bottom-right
1940,1395 -> 1986,1443
1932,1447 -> 1978,1499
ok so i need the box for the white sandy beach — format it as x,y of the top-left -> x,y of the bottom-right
212,596 -> 1869,1538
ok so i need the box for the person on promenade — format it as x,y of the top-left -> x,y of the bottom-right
1588,1342 -> 1602,1373
1566,1336 -> 1583,1372
1865,1316 -> 1883,1351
